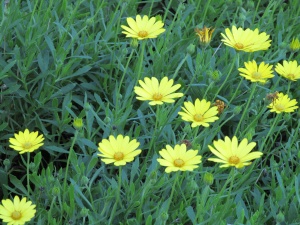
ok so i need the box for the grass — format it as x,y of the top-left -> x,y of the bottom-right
1,0 -> 300,224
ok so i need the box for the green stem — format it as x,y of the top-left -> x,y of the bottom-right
172,54 -> 188,80
144,105 -> 161,164
27,152 -> 30,196
234,83 -> 257,136
108,167 -> 122,225
259,114 -> 281,152
61,130 -> 79,221
167,173 -> 179,210
213,54 -> 237,100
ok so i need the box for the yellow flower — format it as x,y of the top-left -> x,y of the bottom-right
208,136 -> 263,168
195,26 -> 215,45
238,60 -> 274,83
275,60 -> 300,81
9,129 -> 44,154
178,98 -> 219,127
267,92 -> 298,113
0,196 -> 36,225
157,144 -> 202,173
98,135 -> 141,166
290,37 -> 300,51
221,25 -> 271,52
121,15 -> 165,40
134,77 -> 183,105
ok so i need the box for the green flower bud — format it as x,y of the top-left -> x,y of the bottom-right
104,116 -> 111,124
186,44 -> 196,55
73,118 -> 83,130
203,172 -> 214,185
130,39 -> 139,49
81,176 -> 89,186
161,212 -> 169,221
233,106 -> 242,115
276,211 -> 285,223
52,186 -> 60,196
3,159 -> 11,170
80,207 -> 89,217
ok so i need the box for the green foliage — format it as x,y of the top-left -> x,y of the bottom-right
1,0 -> 300,224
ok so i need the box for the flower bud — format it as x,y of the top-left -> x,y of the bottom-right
186,44 -> 196,55
73,118 -> 83,130
203,172 -> 214,185
80,207 -> 89,217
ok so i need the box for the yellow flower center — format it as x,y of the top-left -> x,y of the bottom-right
193,114 -> 204,122
228,156 -> 240,165
138,31 -> 148,38
153,93 -> 163,101
275,104 -> 285,111
11,211 -> 22,220
114,152 -> 124,161
174,158 -> 185,167
22,142 -> 32,149
252,72 -> 262,79
235,43 -> 244,49
287,74 -> 295,79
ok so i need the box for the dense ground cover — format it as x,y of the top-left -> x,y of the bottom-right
1,0 -> 300,224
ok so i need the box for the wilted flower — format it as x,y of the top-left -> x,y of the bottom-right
213,100 -> 226,115
195,26 -> 215,46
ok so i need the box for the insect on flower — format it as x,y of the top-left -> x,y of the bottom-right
266,91 -> 279,105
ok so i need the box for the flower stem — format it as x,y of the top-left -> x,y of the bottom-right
166,173 -> 179,211
234,83 -> 257,136
259,114 -> 282,152
108,167 -> 122,225
26,152 -> 30,196
61,130 -> 79,221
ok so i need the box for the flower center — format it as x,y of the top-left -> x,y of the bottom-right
11,211 -> 22,220
153,93 -> 163,101
235,43 -> 244,49
228,156 -> 240,165
114,152 -> 124,161
174,158 -> 185,167
287,74 -> 295,79
193,114 -> 203,122
252,72 -> 261,79
275,104 -> 285,111
22,142 -> 32,149
138,31 -> 148,38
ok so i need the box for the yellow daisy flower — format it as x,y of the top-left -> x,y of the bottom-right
9,129 -> 44,154
267,92 -> 298,113
0,196 -> 36,225
290,37 -> 300,51
238,60 -> 274,83
134,77 -> 184,105
98,135 -> 141,166
178,98 -> 219,127
157,144 -> 202,173
275,60 -> 300,81
208,136 -> 263,169
121,15 -> 165,40
195,26 -> 215,46
221,25 -> 271,52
